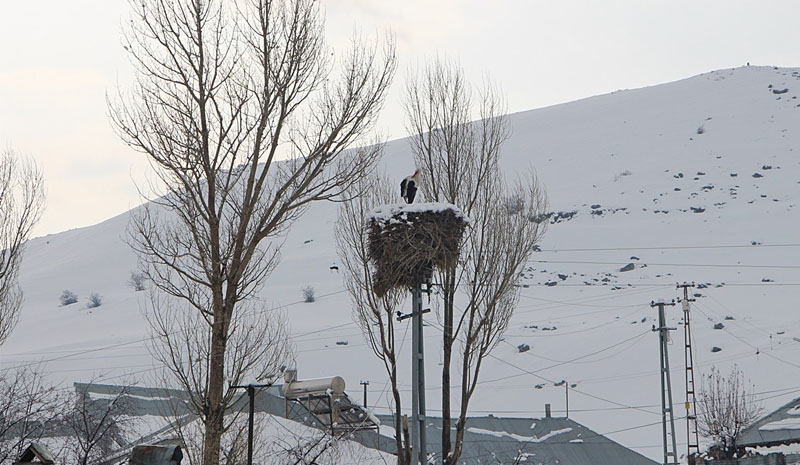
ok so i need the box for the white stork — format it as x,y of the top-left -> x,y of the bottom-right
400,169 -> 420,204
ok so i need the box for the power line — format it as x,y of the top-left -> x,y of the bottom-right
424,319 -> 662,416
691,302 -> 800,370
531,259 -> 800,269
536,243 -> 800,253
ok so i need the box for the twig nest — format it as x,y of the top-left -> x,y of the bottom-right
367,202 -> 469,296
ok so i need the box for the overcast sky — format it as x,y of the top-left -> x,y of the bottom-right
2,0 -> 799,235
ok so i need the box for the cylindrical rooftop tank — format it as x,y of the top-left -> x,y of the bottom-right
281,376 -> 346,398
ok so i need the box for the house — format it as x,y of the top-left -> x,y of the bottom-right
736,396 -> 800,464
70,381 -> 657,465
363,412 -> 659,465
12,443 -> 55,465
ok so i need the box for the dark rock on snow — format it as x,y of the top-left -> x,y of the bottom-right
619,263 -> 635,272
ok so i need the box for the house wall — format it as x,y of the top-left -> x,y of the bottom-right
707,453 -> 786,465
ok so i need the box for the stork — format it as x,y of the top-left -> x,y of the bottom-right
400,169 -> 420,204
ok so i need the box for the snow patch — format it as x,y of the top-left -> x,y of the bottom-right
467,426 -> 572,443
367,202 -> 469,224
759,418 -> 800,431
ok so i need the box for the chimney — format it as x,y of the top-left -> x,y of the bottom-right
545,403 -> 551,418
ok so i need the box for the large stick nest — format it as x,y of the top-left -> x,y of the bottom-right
367,203 -> 469,297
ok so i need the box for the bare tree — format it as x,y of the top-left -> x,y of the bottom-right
697,366 -> 763,459
404,59 -> 547,465
335,172 -> 412,465
62,383 -> 138,465
147,292 -> 292,462
110,0 -> 396,463
0,149 -> 45,346
164,410 -> 252,465
164,409 -> 389,465
0,366 -> 64,464
128,271 -> 148,291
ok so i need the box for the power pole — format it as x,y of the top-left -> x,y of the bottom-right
651,300 -> 679,465
360,380 -> 370,408
554,380 -> 571,419
397,282 -> 430,465
678,283 -> 700,464
230,382 -> 272,465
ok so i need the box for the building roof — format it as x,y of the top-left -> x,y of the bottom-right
76,383 -> 656,465
15,442 -> 55,464
738,397 -> 800,447
359,414 -> 658,465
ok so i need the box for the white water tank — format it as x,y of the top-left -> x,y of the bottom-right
281,376 -> 346,399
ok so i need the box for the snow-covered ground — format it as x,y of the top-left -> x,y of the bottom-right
3,65 -> 800,462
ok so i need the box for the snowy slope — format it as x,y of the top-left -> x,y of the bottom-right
4,65 -> 800,462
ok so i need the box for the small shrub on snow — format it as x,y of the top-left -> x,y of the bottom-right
128,271 -> 147,291
696,124 -> 705,135
87,293 -> 103,308
302,286 -> 315,303
60,290 -> 78,306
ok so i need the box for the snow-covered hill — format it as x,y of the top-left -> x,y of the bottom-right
4,65 -> 800,462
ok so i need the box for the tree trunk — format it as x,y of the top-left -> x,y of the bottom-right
402,414 -> 412,465
202,302 -> 229,465
392,365 -> 409,465
440,269 -> 456,461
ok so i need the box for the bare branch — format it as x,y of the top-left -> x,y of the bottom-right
110,1 -> 395,462
403,60 -> 547,465
0,149 -> 45,347
697,365 -> 763,459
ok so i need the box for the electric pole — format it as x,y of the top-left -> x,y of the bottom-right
651,299 -> 679,465
554,380 -> 573,419
230,382 -> 272,465
360,380 -> 370,408
397,281 -> 430,465
678,283 -> 700,464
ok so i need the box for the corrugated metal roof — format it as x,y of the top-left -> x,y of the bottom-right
739,396 -> 800,447
360,414 -> 658,465
79,383 -> 657,465
129,445 -> 182,465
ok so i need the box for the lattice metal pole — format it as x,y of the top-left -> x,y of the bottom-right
678,283 -> 701,464
652,300 -> 679,465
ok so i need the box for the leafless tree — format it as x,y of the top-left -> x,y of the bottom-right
61,382 -> 138,465
697,365 -> 763,459
265,414 -> 392,465
0,366 -> 64,464
0,149 -> 45,347
110,0 -> 395,463
147,292 -> 292,461
164,410 -> 252,465
404,59 -> 547,465
165,408 -> 389,465
335,172 -> 412,465
128,271 -> 148,291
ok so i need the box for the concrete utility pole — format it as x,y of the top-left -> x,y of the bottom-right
678,283 -> 701,464
398,282 -> 430,465
229,383 -> 272,465
651,300 -> 679,465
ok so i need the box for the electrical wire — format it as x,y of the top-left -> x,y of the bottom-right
536,243 -> 800,253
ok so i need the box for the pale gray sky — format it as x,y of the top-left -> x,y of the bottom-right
2,0 -> 798,235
